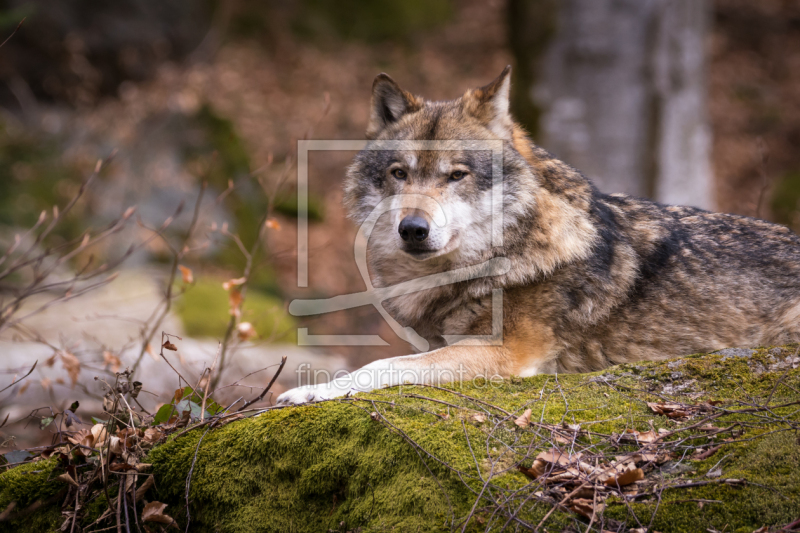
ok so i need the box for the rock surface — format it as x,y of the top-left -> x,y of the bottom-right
2,345 -> 799,532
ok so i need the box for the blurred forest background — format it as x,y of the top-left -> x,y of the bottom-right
1,0 -> 800,448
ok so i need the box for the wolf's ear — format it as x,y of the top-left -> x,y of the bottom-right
367,74 -> 422,139
463,65 -> 513,140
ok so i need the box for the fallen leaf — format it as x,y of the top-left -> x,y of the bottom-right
637,430 -> 658,444
142,501 -> 177,526
706,467 -> 723,479
517,459 -> 546,479
117,427 -> 144,448
108,436 -> 123,455
143,428 -> 163,445
514,409 -> 532,429
91,423 -> 108,444
67,429 -> 95,455
647,402 -> 692,419
569,498 -> 604,519
60,351 -> 81,387
537,449 -> 582,467
177,265 -> 194,284
634,452 -> 658,463
604,467 -> 644,487
469,413 -> 487,424
237,322 -> 257,341
57,472 -> 80,487
102,351 -> 122,373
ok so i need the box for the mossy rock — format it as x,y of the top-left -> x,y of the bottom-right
2,345 -> 799,532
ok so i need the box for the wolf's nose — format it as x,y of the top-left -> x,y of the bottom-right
399,215 -> 429,242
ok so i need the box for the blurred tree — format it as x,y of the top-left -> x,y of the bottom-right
509,0 -> 713,209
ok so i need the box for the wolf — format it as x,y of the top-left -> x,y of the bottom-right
277,66 -> 800,404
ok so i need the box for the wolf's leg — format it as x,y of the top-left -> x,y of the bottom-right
276,343 -> 511,404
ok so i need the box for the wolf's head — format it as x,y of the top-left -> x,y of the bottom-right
345,68 -> 536,267
344,68 -> 596,287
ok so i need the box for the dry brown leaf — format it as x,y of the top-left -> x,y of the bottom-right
637,430 -> 658,443
647,402 -> 692,419
162,340 -> 178,351
67,429 -> 95,455
60,351 -> 81,387
17,381 -> 30,395
40,378 -> 52,391
569,498 -> 604,519
228,288 -> 242,317
237,322 -> 257,341
177,265 -> 194,284
91,423 -> 108,444
517,459 -> 546,480
142,501 -> 176,526
108,436 -> 123,455
102,351 -> 122,373
57,472 -> 80,487
537,449 -> 582,467
514,409 -> 532,429
604,467 -> 644,487
265,218 -> 281,230
470,413 -> 487,424
117,427 -> 144,448
634,452 -> 658,463
222,277 -> 247,291
45,354 -> 57,367
143,428 -> 163,445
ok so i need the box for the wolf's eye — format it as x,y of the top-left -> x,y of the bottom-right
392,168 -> 407,180
450,170 -> 467,181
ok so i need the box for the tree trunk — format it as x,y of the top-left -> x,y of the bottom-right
510,0 -> 714,209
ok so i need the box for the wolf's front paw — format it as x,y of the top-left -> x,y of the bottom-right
276,383 -> 353,405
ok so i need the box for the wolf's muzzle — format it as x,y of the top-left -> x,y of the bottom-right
398,215 -> 429,243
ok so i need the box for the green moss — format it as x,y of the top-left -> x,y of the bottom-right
175,277 -> 296,342
0,458 -> 63,532
3,346 -> 799,532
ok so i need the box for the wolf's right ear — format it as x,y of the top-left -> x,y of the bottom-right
366,74 -> 422,139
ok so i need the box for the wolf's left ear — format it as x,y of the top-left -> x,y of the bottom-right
463,65 -> 513,140
366,74 -> 423,139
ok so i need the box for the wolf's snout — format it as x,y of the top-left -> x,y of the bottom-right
398,215 -> 429,242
